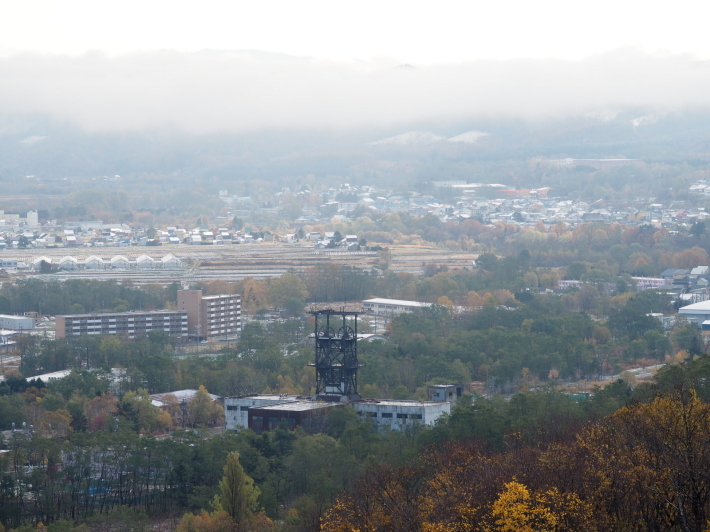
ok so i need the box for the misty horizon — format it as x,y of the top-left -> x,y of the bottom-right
1,47 -> 710,134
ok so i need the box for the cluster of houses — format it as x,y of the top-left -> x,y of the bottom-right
218,182 -> 710,229
5,177 -> 710,254
307,232 -> 361,250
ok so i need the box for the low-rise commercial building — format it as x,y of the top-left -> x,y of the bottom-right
362,298 -> 432,316
224,394 -> 301,430
248,401 -> 342,434
55,310 -> 188,339
427,384 -> 463,405
678,300 -> 710,324
0,314 -> 35,331
355,400 -> 450,430
226,395 -> 451,433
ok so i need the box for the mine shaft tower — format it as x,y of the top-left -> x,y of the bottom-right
309,309 -> 362,399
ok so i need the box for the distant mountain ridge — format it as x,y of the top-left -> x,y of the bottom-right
368,130 -> 488,146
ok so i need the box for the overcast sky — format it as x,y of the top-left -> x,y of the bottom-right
0,1 -> 708,132
2,0 -> 708,63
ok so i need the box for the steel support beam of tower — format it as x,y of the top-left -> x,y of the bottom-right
308,309 -> 362,400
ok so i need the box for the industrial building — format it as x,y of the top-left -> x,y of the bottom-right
55,310 -> 188,339
678,300 -> 710,325
0,330 -> 18,357
427,384 -> 463,405
355,400 -> 450,429
0,314 -> 35,331
362,298 -> 432,316
248,401 -> 342,434
224,394 -> 300,430
177,290 -> 241,340
224,309 -> 454,434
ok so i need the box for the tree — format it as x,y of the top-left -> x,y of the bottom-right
240,278 -> 269,314
190,385 -> 223,426
176,510 -> 237,532
674,324 -> 705,356
487,481 -> 558,532
476,253 -> 498,272
217,452 -> 260,531
565,262 -> 588,280
268,273 -> 308,313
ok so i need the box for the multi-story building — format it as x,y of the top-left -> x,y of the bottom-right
55,310 -> 188,339
177,290 -> 241,340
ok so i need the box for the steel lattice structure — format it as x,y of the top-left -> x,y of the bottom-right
309,309 -> 362,398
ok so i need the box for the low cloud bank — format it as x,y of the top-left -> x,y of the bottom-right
1,48 -> 708,133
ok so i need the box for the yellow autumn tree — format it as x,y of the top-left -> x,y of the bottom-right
486,481 -> 558,532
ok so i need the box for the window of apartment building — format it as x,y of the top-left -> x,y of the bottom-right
396,413 -> 408,419
381,412 -> 393,418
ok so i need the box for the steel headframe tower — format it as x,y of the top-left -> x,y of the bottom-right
309,309 -> 362,400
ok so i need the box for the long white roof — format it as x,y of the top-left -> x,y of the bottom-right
363,298 -> 431,307
679,300 -> 710,312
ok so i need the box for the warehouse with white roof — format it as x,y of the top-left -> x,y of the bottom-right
362,298 -> 432,316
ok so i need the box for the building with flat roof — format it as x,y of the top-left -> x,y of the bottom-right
31,370 -> 73,383
678,300 -> 710,324
355,400 -> 450,430
55,310 -> 187,339
0,330 -> 18,357
0,315 -> 34,331
178,290 -> 241,340
224,394 -> 301,430
227,395 -> 452,433
248,400 -> 342,433
428,384 -> 463,405
362,298 -> 432,316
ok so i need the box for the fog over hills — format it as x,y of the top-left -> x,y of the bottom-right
1,48 -> 710,133
0,48 -> 709,188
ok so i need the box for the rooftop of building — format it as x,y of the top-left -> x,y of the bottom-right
249,400 -> 340,412
226,394 -> 301,401
362,298 -> 432,307
30,369 -> 73,381
354,399 -> 447,407
59,310 -> 186,318
678,301 -> 710,312
150,389 -> 220,408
